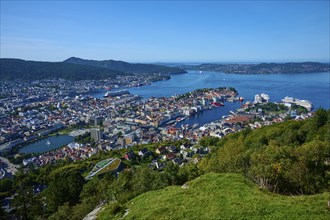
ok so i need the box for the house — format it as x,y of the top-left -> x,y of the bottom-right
172,157 -> 183,165
153,161 -> 165,170
163,153 -> 176,160
180,143 -> 190,150
156,146 -> 167,155
167,127 -> 178,135
138,148 -> 152,157
191,146 -> 209,154
167,145 -> 178,153
124,151 -> 136,160
180,149 -> 194,158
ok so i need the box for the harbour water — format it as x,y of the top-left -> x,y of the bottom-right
91,71 -> 330,109
90,71 -> 329,126
19,135 -> 74,154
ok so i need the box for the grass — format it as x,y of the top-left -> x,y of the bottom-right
93,158 -> 112,170
96,158 -> 121,175
97,173 -> 330,220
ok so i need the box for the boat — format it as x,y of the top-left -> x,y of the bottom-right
46,140 -> 50,145
211,102 -> 224,107
104,90 -> 130,97
176,117 -> 186,122
281,96 -> 313,111
166,120 -> 177,126
239,97 -> 244,102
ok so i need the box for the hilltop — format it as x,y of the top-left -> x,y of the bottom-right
98,173 -> 330,220
0,58 -> 186,80
0,58 -> 125,80
63,57 -> 187,74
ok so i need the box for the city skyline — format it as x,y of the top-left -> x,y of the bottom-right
1,1 -> 329,63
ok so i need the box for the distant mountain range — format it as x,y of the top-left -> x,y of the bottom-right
1,58 -> 328,80
180,62 -> 330,74
0,58 -> 187,80
63,57 -> 187,75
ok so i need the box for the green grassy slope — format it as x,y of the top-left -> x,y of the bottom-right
98,173 -> 330,220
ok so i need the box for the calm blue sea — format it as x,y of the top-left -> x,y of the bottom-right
92,71 -> 330,109
90,71 -> 329,128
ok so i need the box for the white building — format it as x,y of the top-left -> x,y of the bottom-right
254,93 -> 270,104
91,128 -> 102,142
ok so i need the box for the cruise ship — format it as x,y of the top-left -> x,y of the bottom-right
281,96 -> 313,111
104,90 -> 130,97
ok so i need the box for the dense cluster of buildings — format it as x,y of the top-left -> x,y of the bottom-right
22,142 -> 97,166
0,78 -> 313,169
0,74 -> 171,151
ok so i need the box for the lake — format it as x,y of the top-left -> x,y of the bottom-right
19,135 -> 74,154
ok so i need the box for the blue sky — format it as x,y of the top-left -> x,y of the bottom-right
1,1 -> 329,62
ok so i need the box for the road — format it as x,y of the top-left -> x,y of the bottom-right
0,156 -> 19,178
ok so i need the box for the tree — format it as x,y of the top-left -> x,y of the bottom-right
0,206 -> 7,220
199,136 -> 220,147
9,170 -> 43,220
164,162 -> 181,185
179,163 -> 200,183
44,170 -> 85,213
289,140 -> 330,194
314,108 -> 328,127
249,145 -> 293,192
0,178 -> 13,193
0,178 -> 13,200
48,203 -> 71,220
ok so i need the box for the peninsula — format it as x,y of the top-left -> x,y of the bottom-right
180,62 -> 330,74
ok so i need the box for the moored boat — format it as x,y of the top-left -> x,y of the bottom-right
104,90 -> 130,97
211,102 -> 224,107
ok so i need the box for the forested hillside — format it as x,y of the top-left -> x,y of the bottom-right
198,108 -> 329,194
0,58 -> 126,80
0,57 -> 186,80
64,57 -> 187,74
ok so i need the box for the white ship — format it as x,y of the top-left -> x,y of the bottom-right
104,90 -> 130,97
281,96 -> 312,111
46,140 -> 50,145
